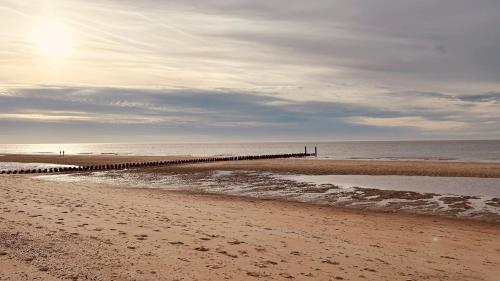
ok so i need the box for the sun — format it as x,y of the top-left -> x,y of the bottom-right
31,19 -> 75,59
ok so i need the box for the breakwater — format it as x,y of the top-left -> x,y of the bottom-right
0,152 -> 316,175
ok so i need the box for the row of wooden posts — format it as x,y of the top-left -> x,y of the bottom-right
0,148 -> 317,175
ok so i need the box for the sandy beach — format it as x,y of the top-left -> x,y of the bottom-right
4,0 -> 500,279
1,156 -> 499,280
1,175 -> 499,281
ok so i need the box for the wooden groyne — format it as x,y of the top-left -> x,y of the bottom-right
0,150 -> 317,175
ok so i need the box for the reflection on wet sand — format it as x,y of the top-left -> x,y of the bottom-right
36,170 -> 500,223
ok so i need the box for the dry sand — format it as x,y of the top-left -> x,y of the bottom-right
1,175 -> 499,281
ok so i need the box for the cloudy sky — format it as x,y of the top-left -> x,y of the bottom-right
1,0 -> 499,143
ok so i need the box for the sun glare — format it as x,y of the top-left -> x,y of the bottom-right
31,19 -> 75,59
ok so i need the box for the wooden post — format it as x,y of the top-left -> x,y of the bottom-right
304,146 -> 307,155
315,146 -> 317,157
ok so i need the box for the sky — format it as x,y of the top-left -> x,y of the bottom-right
1,0 -> 499,143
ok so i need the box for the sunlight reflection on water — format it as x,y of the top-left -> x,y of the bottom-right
273,174 -> 500,197
1,140 -> 500,162
0,162 -> 77,171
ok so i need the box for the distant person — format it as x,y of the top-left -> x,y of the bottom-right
63,150 -> 65,157
59,151 -> 61,157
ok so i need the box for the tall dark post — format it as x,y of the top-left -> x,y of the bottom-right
304,146 -> 307,155
315,146 -> 318,157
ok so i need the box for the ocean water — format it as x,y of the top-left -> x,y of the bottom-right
0,162 -> 77,171
273,174 -> 500,197
1,140 -> 500,162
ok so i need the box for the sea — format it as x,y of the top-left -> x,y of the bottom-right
1,140 -> 499,221
1,140 -> 500,162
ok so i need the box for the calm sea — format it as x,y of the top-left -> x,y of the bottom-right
1,140 -> 500,162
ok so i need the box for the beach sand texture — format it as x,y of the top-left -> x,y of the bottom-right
1,171 -> 499,280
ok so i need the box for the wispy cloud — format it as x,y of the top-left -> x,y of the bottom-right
2,0 -> 500,97
0,86 -> 498,143
459,92 -> 500,103
346,116 -> 467,131
0,1 -> 499,141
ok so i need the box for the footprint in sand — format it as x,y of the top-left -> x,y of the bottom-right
254,247 -> 267,253
279,272 -> 294,279
246,271 -> 270,278
254,260 -> 277,268
216,249 -> 238,258
321,259 -> 340,265
134,234 -> 148,241
194,246 -> 210,252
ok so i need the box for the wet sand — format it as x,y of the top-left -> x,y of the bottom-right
1,175 -> 499,280
2,154 -> 500,177
1,156 -> 500,280
0,154 -> 193,167
174,159 -> 500,178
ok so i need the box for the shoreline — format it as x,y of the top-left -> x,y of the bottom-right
14,173 -> 500,227
107,181 -> 500,228
34,168 -> 500,224
2,155 -> 499,223
1,175 -> 499,280
2,154 -> 500,178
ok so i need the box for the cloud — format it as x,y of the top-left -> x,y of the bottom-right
346,116 -> 467,131
1,1 -> 500,141
0,86 -> 363,127
1,0 -> 500,100
1,85 -> 498,143
459,92 -> 500,103
0,113 -> 93,122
